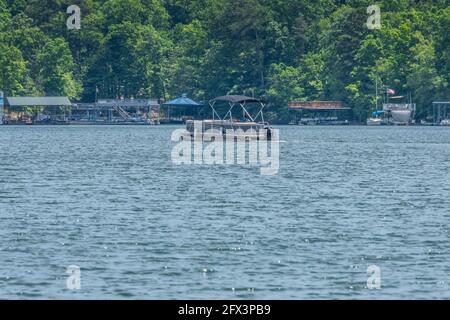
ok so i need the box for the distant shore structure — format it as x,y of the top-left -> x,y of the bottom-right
2,96 -> 160,125
288,101 -> 351,125
161,94 -> 202,124
382,102 -> 416,125
432,102 -> 450,125
5,96 -> 72,125
73,98 -> 159,124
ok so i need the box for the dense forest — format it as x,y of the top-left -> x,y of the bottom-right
0,0 -> 449,122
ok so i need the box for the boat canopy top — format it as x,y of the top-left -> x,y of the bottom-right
372,110 -> 385,117
208,94 -> 266,123
211,95 -> 262,104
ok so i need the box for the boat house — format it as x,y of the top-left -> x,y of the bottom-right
72,99 -> 159,124
288,101 -> 351,125
1,96 -> 160,125
4,96 -> 72,124
432,102 -> 450,125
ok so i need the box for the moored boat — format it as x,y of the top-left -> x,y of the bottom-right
367,110 -> 386,126
186,95 -> 273,141
390,109 -> 413,124
367,117 -> 382,126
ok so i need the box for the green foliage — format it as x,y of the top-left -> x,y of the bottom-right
0,43 -> 28,95
35,37 -> 82,98
0,0 -> 449,121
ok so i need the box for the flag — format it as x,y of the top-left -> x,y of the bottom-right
387,88 -> 395,95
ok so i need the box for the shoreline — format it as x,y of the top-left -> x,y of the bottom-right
0,123 -> 447,127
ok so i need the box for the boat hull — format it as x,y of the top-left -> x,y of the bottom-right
185,120 -> 272,141
391,110 -> 412,124
367,118 -> 382,126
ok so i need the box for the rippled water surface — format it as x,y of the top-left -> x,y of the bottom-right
0,125 -> 449,299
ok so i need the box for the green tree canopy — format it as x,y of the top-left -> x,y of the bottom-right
0,0 -> 448,121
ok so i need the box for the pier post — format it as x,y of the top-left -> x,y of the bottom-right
0,91 -> 4,125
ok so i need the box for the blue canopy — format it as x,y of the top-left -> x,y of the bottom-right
162,94 -> 202,107
372,110 -> 385,117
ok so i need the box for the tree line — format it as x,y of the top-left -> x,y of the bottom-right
0,0 -> 449,122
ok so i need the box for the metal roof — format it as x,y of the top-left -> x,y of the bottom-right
289,101 -> 350,110
7,96 -> 72,106
96,99 -> 159,107
162,94 -> 202,107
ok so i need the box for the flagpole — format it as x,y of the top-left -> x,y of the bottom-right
386,86 -> 388,104
375,78 -> 378,111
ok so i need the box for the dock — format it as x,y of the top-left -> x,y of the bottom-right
288,101 -> 351,125
1,96 -> 160,125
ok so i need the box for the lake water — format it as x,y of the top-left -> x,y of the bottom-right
0,125 -> 449,299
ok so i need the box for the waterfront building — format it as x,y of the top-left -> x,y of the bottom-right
5,96 -> 72,125
288,101 -> 351,125
2,96 -> 159,125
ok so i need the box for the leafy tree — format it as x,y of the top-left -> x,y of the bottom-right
35,37 -> 82,98
0,0 -> 448,121
0,43 -> 28,95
